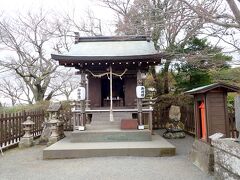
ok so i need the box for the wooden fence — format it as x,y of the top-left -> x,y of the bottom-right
229,113 -> 239,138
0,106 -> 238,149
153,103 -> 238,138
0,110 -> 44,149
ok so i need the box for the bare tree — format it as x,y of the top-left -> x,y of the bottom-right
62,8 -> 103,37
99,0 -> 224,94
98,0 -> 132,17
0,11 -> 61,102
177,0 -> 240,53
58,79 -> 79,101
0,79 -> 23,106
0,10 -> 99,103
178,0 -> 240,29
18,79 -> 35,104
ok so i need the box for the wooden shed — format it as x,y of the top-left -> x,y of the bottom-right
186,83 -> 240,142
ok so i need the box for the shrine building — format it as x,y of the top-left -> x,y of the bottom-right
51,34 -> 166,130
43,35 -> 176,159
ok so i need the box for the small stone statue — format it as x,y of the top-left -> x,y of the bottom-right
163,105 -> 185,139
38,117 -> 52,144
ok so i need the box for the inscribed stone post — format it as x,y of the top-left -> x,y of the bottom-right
234,96 -> 240,138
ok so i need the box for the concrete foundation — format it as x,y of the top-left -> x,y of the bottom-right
190,139 -> 214,174
43,134 -> 175,159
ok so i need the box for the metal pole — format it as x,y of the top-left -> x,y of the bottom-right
110,65 -> 114,122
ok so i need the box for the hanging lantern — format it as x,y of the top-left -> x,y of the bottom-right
136,86 -> 145,99
77,87 -> 86,100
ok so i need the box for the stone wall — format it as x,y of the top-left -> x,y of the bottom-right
212,139 -> 240,180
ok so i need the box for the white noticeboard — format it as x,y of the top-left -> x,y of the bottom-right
77,87 -> 86,100
136,86 -> 145,99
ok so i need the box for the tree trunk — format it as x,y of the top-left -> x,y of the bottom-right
33,91 -> 45,102
226,0 -> 240,26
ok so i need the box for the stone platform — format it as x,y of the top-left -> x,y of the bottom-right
43,134 -> 175,159
71,129 -> 152,142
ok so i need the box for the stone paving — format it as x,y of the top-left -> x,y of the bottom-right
0,130 -> 213,180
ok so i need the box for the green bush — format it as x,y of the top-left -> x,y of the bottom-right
0,101 -> 50,114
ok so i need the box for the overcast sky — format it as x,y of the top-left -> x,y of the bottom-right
0,0 -> 239,64
0,0 -> 116,34
0,0 -> 117,105
0,0 -> 108,15
0,0 -> 239,105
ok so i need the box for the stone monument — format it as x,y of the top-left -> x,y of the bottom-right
163,105 -> 185,139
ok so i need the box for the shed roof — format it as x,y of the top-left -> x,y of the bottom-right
185,83 -> 240,95
51,36 -> 164,62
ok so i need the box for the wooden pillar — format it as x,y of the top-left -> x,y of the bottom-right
73,101 -> 81,130
137,70 -> 143,126
86,75 -> 89,109
149,111 -> 153,134
80,71 -> 87,127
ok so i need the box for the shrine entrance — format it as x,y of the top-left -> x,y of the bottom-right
101,77 -> 124,107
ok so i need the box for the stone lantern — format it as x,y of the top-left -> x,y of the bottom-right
39,102 -> 64,144
19,116 -> 35,148
47,115 -> 60,146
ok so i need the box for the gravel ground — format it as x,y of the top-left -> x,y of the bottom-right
0,130 -> 213,180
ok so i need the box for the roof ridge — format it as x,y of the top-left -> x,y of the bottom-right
76,35 -> 150,43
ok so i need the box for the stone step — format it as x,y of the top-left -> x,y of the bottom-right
86,124 -> 120,130
92,118 -> 126,122
91,112 -> 133,123
43,134 -> 176,159
90,121 -> 121,126
71,129 -> 152,142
